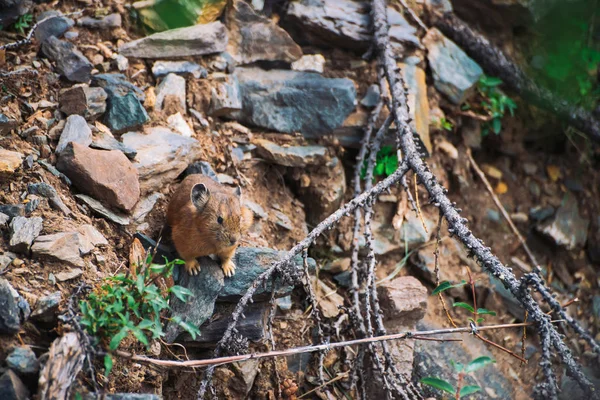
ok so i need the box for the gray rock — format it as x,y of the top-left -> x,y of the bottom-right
254,139 -> 328,167
413,320 -> 513,399
84,395 -> 160,400
243,200 -> 267,219
360,84 -> 380,108
0,212 -> 9,226
183,161 -> 219,181
0,204 -> 25,219
165,263 -> 224,343
0,278 -> 23,334
0,254 -> 12,274
30,291 -> 61,323
230,67 -> 356,136
291,54 -> 325,73
593,295 -> 600,319
91,130 -> 137,160
486,209 -> 500,222
28,182 -> 72,216
209,75 -> 241,116
32,232 -> 86,267
0,0 -> 31,27
423,28 -> 483,104
55,114 -> 92,154
104,92 -> 149,133
41,36 -> 93,83
152,60 -> 207,79
119,22 -> 228,58
424,0 -> 452,13
75,194 -> 130,225
276,295 -> 292,311
529,206 -> 555,222
273,210 -> 293,230
155,73 -> 186,113
6,346 -> 38,374
0,370 -> 29,400
558,367 -> 600,400
208,51 -> 237,73
285,0 -> 419,53
77,13 -> 121,29
132,193 -> 163,224
59,85 -> 107,119
35,13 -> 74,43
226,0 -> 302,64
537,192 -> 589,250
370,211 -> 436,255
92,73 -> 145,101
218,247 -> 316,301
9,216 -> 43,253
122,127 -> 201,194
55,268 -> 83,281
0,113 -> 18,136
333,270 -> 351,288
38,160 -> 72,185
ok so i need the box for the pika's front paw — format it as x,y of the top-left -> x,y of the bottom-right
185,259 -> 201,275
221,260 -> 236,277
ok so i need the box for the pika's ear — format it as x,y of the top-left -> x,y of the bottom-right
191,183 -> 210,211
234,186 -> 242,199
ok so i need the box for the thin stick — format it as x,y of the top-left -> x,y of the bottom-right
520,311 -> 528,367
466,146 -> 540,272
414,173 -> 428,233
114,321 -> 563,369
473,332 -> 527,364
298,373 -> 349,399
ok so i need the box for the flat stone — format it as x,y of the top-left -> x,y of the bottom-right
59,85 -> 107,119
0,370 -> 29,400
230,67 -> 356,136
55,268 -> 83,281
537,192 -> 589,250
77,13 -> 121,29
225,0 -> 302,64
122,127 -> 201,194
78,224 -> 108,250
9,217 -> 43,253
38,160 -> 72,185
0,114 -> 18,136
167,112 -> 194,137
41,36 -> 93,83
6,346 -> 38,374
243,200 -> 267,219
119,22 -> 228,58
274,210 -> 293,230
152,60 -> 207,79
84,395 -> 160,400
183,161 -> 219,181
529,206 -> 555,222
32,232 -> 86,267
132,193 -> 163,224
57,142 -> 140,211
0,149 -> 24,174
400,63 -> 432,154
209,75 -> 242,116
91,130 -> 137,159
35,13 -> 74,43
0,213 -> 9,226
291,54 -> 325,73
75,194 -> 130,225
370,210 -> 436,255
92,73 -> 145,101
155,73 -> 186,113
104,92 -> 149,133
424,28 -> 483,104
0,278 -> 23,334
0,204 -> 25,219
30,291 -> 61,323
285,0 -> 419,53
28,182 -> 72,216
360,84 -> 380,108
253,139 -> 328,167
55,114 -> 92,154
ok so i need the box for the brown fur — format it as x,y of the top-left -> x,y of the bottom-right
167,175 -> 253,276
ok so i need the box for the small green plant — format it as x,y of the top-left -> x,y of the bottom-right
477,75 -> 517,136
12,13 -> 32,35
360,145 -> 398,180
432,280 -> 496,325
421,356 -> 496,398
79,255 -> 200,375
438,117 -> 454,131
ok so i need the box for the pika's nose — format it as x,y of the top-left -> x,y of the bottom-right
230,237 -> 238,246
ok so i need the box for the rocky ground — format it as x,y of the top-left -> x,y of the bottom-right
0,0 -> 599,399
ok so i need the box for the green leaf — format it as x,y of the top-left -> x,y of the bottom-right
477,308 -> 497,316
453,302 -> 475,313
465,356 -> 495,373
420,377 -> 455,394
480,76 -> 503,87
172,316 -> 201,340
477,318 -> 485,324
109,326 -> 130,351
450,360 -> 464,372
374,160 -> 385,176
384,154 -> 398,176
136,273 -> 145,294
169,286 -> 195,302
104,354 -> 114,376
131,327 -> 149,346
150,263 -> 167,274
75,393 -> 83,400
459,385 -> 481,397
431,280 -> 468,295
492,118 -> 502,134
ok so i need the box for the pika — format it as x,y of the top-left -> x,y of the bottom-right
167,174 -> 253,277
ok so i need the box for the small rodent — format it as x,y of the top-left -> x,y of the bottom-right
167,174 -> 253,277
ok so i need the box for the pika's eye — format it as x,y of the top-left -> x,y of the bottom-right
217,216 -> 224,224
